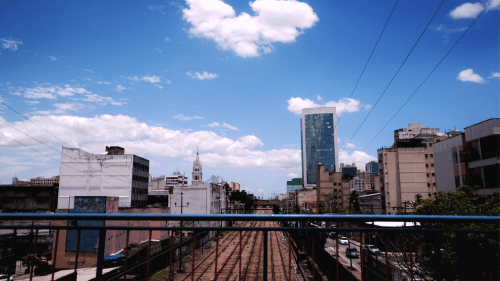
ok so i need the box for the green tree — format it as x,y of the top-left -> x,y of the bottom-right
348,190 -> 362,213
317,202 -> 329,214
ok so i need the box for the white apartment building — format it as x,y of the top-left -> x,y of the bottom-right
31,176 -> 60,186
350,176 -> 365,193
394,123 -> 440,140
229,182 -> 240,191
58,146 -> 149,209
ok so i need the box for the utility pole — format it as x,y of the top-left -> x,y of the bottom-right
174,192 -> 189,272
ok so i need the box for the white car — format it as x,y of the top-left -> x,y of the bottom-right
339,236 -> 349,245
363,244 -> 381,255
0,275 -> 14,281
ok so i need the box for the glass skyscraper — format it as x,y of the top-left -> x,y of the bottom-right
301,107 -> 339,187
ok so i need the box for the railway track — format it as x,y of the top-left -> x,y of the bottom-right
174,208 -> 302,281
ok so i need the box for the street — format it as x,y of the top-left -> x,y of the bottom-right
325,238 -> 361,272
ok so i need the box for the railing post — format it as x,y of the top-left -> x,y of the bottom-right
7,229 -> 16,281
51,229 -> 59,281
336,236 -> 339,281
409,235 -> 414,281
146,230 -> 152,281
312,233 -> 315,281
29,229 -> 39,281
360,232 -> 364,281
384,235 -> 389,281
215,231 -> 219,281
434,233 -> 442,281
169,232 -> 173,281
123,230 -> 129,281
73,229 -> 81,281
263,230 -> 268,281
96,228 -> 106,280
239,231 -> 242,281
288,232 -> 291,281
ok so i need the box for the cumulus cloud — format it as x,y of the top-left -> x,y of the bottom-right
142,76 -> 161,83
186,71 -> 218,80
12,84 -> 91,99
287,97 -> 367,115
116,85 -> 126,92
222,122 -> 238,131
450,0 -> 500,19
173,114 -> 204,121
32,102 -> 86,115
489,72 -> 500,79
182,0 -> 319,58
457,69 -> 485,83
207,122 -> 221,127
287,172 -> 299,178
0,38 -> 23,51
0,114 -> 301,170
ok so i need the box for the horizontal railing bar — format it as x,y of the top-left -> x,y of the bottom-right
0,226 -> 498,233
1,213 -> 499,223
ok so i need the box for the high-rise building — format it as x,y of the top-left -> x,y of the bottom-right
301,107 -> 339,187
365,161 -> 379,173
286,178 -> 303,197
340,163 -> 357,179
192,148 -> 203,185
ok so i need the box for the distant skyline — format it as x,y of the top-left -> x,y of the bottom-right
1,0 -> 498,197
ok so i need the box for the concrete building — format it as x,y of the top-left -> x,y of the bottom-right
378,129 -> 448,214
301,107 -> 339,187
0,184 -> 58,212
359,192 -> 382,214
58,146 -> 149,209
365,161 -> 379,173
286,178 -> 303,197
296,187 -> 317,213
394,123 -> 440,140
167,172 -> 188,188
229,182 -> 240,191
150,175 -> 166,190
358,171 -> 380,192
191,149 -> 202,185
434,118 -> 499,194
31,176 -> 60,186
315,164 -> 350,213
350,177 -> 365,193
341,163 -> 357,179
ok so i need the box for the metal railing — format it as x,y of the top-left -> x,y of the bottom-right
0,213 -> 498,281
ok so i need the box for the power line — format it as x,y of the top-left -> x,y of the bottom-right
0,118 -> 133,186
339,0 -> 446,155
350,1 -> 492,164
334,0 -> 400,133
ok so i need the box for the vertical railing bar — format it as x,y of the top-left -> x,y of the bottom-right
191,232 -> 196,281
288,232 -> 291,281
51,229 -> 59,281
410,235 -> 414,281
123,230 -> 130,281
239,231 -> 242,281
336,236 -> 339,281
459,232 -> 466,281
169,232 -> 173,281
312,233 -> 315,281
263,230 -> 268,281
215,231 -> 219,281
96,228 -> 106,281
7,229 -> 16,281
73,229 -> 81,281
29,229 -> 39,281
146,230 -> 152,281
435,233 -> 442,281
360,232 -> 364,281
385,235 -> 389,281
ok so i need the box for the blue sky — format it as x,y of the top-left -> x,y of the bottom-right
1,0 -> 498,198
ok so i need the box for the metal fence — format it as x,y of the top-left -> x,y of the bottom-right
0,213 -> 498,281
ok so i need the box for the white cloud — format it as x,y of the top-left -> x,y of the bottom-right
0,38 -> 23,51
116,85 -> 126,92
257,189 -> 264,193
156,85 -> 164,89
148,5 -> 166,14
316,95 -> 322,101
173,114 -> 204,121
222,122 -> 238,131
434,24 -> 467,33
0,114 -> 301,170
32,103 -> 86,115
142,76 -> 161,83
345,143 -> 356,149
450,0 -> 500,19
208,122 -> 221,127
287,97 -> 366,115
165,37 -> 171,41
126,76 -> 140,81
49,56 -> 57,61
25,100 -> 39,104
186,71 -> 218,80
154,48 -> 162,52
287,172 -> 299,178
97,81 -> 112,85
457,69 -> 485,83
488,72 -> 500,79
182,0 -> 319,58
13,84 -> 91,99
83,94 -> 123,105
83,69 -> 93,73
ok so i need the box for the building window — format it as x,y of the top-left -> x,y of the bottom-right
431,163 -> 434,167
427,183 -> 431,187
432,173 -> 435,176
430,154 -> 434,158
426,164 -> 429,168
452,152 -> 458,165
427,173 -> 429,177
433,183 -> 436,186
429,143 -> 433,147
459,151 -> 466,163
333,182 -> 337,186
455,176 -> 460,187
461,175 -> 468,186
428,193 -> 431,197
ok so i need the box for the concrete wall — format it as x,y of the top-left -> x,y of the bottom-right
297,188 -> 317,213
434,135 -> 463,193
59,148 -> 134,208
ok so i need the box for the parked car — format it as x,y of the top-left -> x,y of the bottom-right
339,236 -> 349,245
345,246 -> 359,258
363,244 -> 381,255
0,274 -> 14,281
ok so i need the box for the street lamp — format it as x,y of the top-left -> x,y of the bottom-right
174,192 -> 189,272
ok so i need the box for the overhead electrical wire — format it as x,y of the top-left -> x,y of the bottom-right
338,0 -> 446,155
334,0 -> 400,133
349,0 -> 492,164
